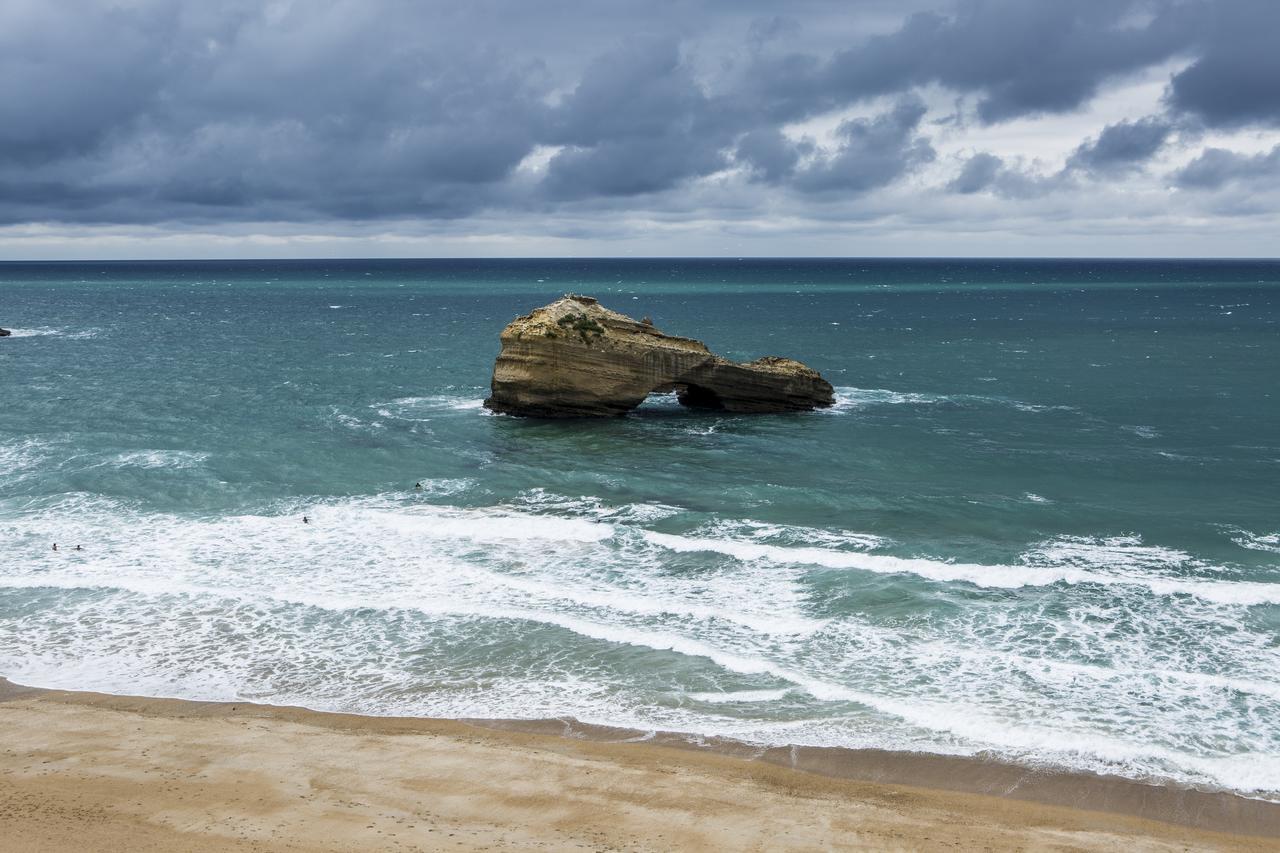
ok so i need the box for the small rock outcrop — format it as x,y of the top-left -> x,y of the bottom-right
484,295 -> 835,417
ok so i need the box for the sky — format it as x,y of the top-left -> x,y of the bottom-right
3,0 -> 1279,259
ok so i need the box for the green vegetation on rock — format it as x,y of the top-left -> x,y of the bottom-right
556,312 -> 605,342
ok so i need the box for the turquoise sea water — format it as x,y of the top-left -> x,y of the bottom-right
2,258 -> 1279,796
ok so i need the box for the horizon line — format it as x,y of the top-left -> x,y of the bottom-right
3,255 -> 1280,264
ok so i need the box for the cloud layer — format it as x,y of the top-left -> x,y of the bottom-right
2,0 -> 1278,254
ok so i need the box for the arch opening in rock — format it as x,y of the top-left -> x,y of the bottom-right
674,383 -> 726,410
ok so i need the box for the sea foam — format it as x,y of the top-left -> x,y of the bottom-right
3,493 -> 1280,799
2,327 -> 98,339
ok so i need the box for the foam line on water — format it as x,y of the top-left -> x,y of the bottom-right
513,489 -> 684,524
909,636 -> 1280,703
1228,528 -> 1280,555
695,517 -> 888,551
684,689 -> 794,704
825,386 -> 1077,415
643,531 -> 1280,605
476,569 -> 826,636
827,387 -> 946,410
854,690 -> 1280,797
377,394 -> 488,419
0,437 -> 53,473
107,450 -> 209,470
366,505 -> 615,544
2,327 -> 97,339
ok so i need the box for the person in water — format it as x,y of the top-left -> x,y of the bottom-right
303,515 -> 309,524
52,543 -> 57,551
414,481 -> 423,492
75,545 -> 82,551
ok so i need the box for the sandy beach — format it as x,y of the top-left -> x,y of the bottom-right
1,678 -> 1275,851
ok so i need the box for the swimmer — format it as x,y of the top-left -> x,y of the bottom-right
414,482 -> 423,492
303,515 -> 310,524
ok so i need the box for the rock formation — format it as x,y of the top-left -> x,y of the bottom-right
484,295 -> 835,417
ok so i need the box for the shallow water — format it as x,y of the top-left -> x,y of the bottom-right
2,258 -> 1278,797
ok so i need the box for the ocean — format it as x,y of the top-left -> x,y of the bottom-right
2,258 -> 1278,798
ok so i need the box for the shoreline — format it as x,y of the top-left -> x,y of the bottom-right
2,677 -> 1277,850
473,716 -> 1280,837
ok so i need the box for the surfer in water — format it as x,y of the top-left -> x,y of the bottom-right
303,515 -> 309,524
414,482 -> 423,492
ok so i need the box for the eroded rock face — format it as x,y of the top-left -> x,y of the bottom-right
483,295 -> 835,417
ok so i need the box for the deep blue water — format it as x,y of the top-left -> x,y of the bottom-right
2,258 -> 1278,796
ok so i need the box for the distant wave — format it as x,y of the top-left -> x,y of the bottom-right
330,408 -> 386,432
1228,528 -> 1280,555
825,387 -> 944,411
513,488 -> 683,524
0,437 -> 52,472
1120,424 -> 1161,439
0,439 -> 56,493
692,517 -> 889,552
107,450 -> 209,470
826,386 -> 1075,414
0,442 -> 214,482
374,393 -> 488,421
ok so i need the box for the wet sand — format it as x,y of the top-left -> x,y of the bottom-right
1,678 -> 1275,851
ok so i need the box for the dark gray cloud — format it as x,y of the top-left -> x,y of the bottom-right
948,153 -> 1004,194
948,115 -> 1176,200
944,153 -> 1068,199
542,37 -> 731,198
1066,117 -> 1174,175
814,1 -> 1192,124
1166,0 -> 1280,128
793,98 -> 935,193
1173,145 -> 1280,190
0,0 -> 1276,234
735,128 -> 809,184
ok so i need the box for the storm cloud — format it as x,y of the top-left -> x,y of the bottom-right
1,0 -> 1278,254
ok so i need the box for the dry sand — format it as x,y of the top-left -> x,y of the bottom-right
1,678 -> 1275,852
